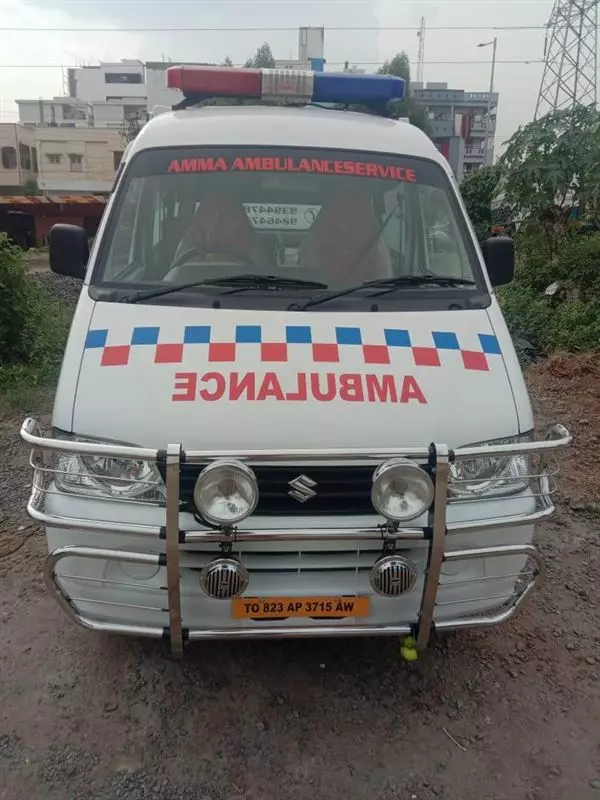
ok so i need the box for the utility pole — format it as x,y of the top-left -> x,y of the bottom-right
416,17 -> 426,84
478,37 -> 497,166
535,0 -> 598,119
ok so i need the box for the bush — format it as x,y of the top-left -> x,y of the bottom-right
0,235 -> 35,364
511,231 -> 557,292
460,165 -> 500,241
499,284 -> 600,353
0,234 -> 71,406
497,230 -> 600,354
555,233 -> 600,299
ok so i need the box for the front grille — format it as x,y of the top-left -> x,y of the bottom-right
179,544 -> 390,573
177,464 -> 377,517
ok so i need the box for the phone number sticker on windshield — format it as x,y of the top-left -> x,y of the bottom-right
242,203 -> 321,230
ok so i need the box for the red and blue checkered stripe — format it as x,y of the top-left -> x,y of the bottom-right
84,325 -> 502,371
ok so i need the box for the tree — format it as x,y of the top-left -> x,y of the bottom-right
244,42 -> 275,69
222,56 -> 233,67
497,106 -> 600,229
494,107 -> 600,354
0,234 -> 31,364
460,166 -> 501,241
377,51 -> 431,136
22,179 -> 39,197
120,110 -> 148,145
377,52 -> 410,84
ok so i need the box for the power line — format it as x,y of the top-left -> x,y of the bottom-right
0,24 -> 553,32
0,60 -> 548,68
13,0 -> 565,3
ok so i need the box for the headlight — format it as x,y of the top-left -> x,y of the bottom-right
371,458 -> 434,522
194,460 -> 258,526
53,435 -> 164,501
450,432 -> 533,498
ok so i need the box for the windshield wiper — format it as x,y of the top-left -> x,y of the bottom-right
217,275 -> 327,295
300,275 -> 477,311
119,274 -> 327,304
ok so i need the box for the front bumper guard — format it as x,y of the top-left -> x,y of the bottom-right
21,418 -> 571,656
45,542 -> 543,644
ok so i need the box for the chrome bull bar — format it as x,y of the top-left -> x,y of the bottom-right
21,418 -> 571,656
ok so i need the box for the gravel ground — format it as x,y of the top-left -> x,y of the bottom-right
30,271 -> 83,308
1,276 -> 599,800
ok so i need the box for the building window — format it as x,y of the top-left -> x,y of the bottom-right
124,106 -> 145,121
113,151 -> 124,171
63,104 -> 87,121
32,148 -> 38,173
19,144 -> 32,171
47,153 -> 62,165
68,153 -> 83,172
1,146 -> 17,169
105,72 -> 143,84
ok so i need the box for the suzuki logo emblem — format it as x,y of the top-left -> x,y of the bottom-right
288,474 -> 318,503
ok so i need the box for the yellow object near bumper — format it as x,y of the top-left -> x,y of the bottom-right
400,635 -> 419,661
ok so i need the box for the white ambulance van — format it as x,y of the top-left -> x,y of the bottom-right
21,66 -> 570,657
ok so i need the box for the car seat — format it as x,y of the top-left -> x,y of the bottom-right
165,193 -> 260,281
306,192 -> 392,287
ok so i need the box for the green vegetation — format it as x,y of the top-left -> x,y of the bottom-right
461,106 -> 600,355
244,42 -> 276,69
376,51 -> 431,135
459,166 -> 500,241
0,235 -> 71,408
499,231 -> 600,353
498,106 -> 600,228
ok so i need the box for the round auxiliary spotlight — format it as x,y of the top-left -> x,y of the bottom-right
193,460 -> 258,527
369,555 -> 418,597
200,558 -> 249,600
371,458 -> 434,522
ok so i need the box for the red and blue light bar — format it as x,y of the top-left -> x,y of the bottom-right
167,65 -> 405,107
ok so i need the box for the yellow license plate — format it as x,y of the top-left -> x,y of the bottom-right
232,595 -> 371,620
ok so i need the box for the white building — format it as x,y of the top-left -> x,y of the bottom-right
0,122 -> 123,195
15,28 -> 328,129
274,27 -> 325,72
16,60 -> 149,130
411,82 -> 499,181
67,60 -> 145,103
144,61 -> 218,114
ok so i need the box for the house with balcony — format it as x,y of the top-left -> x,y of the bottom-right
0,122 -> 123,196
0,124 -> 38,193
411,82 -> 499,181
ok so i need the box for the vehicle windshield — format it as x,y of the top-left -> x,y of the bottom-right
92,146 -> 483,302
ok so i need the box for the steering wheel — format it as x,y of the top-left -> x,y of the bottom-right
169,242 -> 260,272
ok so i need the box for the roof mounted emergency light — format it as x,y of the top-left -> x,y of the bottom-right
166,65 -> 405,110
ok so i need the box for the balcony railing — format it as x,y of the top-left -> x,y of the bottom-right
464,146 -> 486,157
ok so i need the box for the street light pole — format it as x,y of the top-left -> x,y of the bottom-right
478,37 -> 497,166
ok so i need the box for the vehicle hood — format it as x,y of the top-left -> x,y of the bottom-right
68,300 -> 520,451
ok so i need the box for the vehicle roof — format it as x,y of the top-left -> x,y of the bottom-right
129,105 -> 448,167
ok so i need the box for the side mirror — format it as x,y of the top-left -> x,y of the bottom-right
49,224 -> 89,280
480,235 -> 514,287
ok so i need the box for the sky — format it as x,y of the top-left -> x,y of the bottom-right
0,0 -> 561,152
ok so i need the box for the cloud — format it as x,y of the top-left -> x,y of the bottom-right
375,0 -> 549,146
1,0 -> 551,143
7,0 -> 382,71
0,0 -> 141,119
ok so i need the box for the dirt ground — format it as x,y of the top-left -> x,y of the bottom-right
23,250 -> 51,274
1,355 -> 599,800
